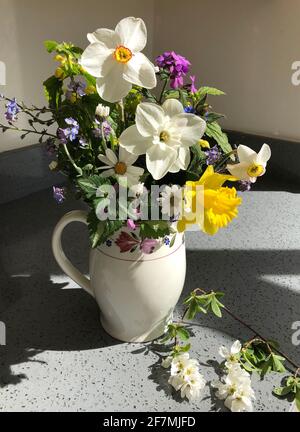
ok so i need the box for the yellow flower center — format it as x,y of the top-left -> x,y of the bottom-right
114,162 -> 127,175
247,163 -> 264,178
160,131 -> 170,142
114,46 -> 132,64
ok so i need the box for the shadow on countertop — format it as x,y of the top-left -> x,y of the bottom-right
0,188 -> 299,388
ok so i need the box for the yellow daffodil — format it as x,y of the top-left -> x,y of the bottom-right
177,166 -> 242,235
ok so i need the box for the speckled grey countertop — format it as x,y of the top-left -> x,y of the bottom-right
0,188 -> 299,412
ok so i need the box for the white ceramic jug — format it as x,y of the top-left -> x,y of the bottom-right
52,210 -> 186,342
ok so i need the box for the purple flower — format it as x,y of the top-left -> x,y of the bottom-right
155,51 -> 191,89
205,145 -> 222,165
5,98 -> 19,122
58,118 -> 79,143
164,237 -> 171,246
53,186 -> 66,204
184,105 -> 195,113
93,119 -> 112,139
127,219 -> 136,231
238,181 -> 252,192
66,81 -> 86,99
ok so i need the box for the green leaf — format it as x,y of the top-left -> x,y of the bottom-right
43,76 -> 63,110
273,385 -> 293,397
261,355 -> 273,376
174,343 -> 191,355
185,298 -> 198,320
205,122 -> 232,154
44,40 -> 58,53
169,234 -> 177,248
77,175 -> 109,199
210,297 -> 222,318
87,211 -> 104,248
139,220 -> 171,239
271,354 -> 286,373
176,327 -> 190,341
204,112 -> 226,123
197,86 -> 225,99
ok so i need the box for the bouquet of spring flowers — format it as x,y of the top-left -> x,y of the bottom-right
0,16 -> 271,250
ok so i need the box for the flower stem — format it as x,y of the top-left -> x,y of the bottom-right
63,143 -> 82,175
159,79 -> 169,104
0,123 -> 56,139
214,150 -> 237,173
222,304 -> 300,371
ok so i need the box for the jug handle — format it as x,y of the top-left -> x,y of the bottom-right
52,210 -> 94,298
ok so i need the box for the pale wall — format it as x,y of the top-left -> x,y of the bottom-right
1,0 -> 300,152
0,0 -> 154,151
154,0 -> 300,142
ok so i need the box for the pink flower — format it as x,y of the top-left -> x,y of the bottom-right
115,231 -> 139,253
127,219 -> 136,231
140,238 -> 157,254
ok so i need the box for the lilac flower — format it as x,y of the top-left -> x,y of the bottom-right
238,180 -> 252,192
53,186 -> 66,204
205,145 -> 222,165
66,80 -> 86,100
93,119 -> 112,139
155,51 -> 191,89
5,98 -> 20,122
190,75 -> 197,94
58,118 -> 79,143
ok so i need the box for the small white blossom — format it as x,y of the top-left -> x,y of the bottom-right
213,364 -> 255,412
96,103 -> 110,118
161,356 -> 173,369
219,340 -> 242,369
168,353 -> 206,402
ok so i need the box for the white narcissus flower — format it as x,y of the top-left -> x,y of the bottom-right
80,17 -> 156,103
119,99 -> 206,180
96,103 -> 110,118
98,147 -> 144,186
219,340 -> 242,369
213,364 -> 255,412
160,185 -> 183,218
227,143 -> 271,183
